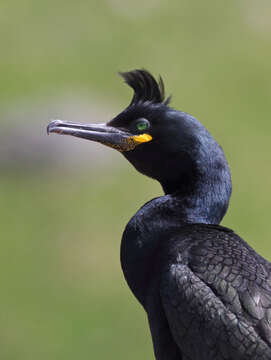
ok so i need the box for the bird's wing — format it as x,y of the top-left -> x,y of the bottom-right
160,224 -> 271,360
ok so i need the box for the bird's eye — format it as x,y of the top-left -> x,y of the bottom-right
135,119 -> 150,132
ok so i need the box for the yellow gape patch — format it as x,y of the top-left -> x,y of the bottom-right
131,134 -> 153,144
101,133 -> 152,152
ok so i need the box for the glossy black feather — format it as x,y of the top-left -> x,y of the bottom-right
119,69 -> 170,106
161,224 -> 271,360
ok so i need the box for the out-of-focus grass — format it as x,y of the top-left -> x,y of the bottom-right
0,168 -> 158,359
1,0 -> 271,359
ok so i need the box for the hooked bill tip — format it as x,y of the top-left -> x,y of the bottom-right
47,119 -> 64,135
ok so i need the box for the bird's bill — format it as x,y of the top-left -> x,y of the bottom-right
47,120 -> 152,152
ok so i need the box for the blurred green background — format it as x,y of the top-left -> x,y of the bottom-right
1,1 -> 271,359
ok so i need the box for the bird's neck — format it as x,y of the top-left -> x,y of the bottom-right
160,171 -> 231,225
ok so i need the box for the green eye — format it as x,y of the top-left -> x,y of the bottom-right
135,119 -> 150,132
137,122 -> 148,131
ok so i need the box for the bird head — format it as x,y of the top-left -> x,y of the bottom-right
48,69 -> 231,210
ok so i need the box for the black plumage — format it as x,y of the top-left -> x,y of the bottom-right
119,69 -> 170,106
47,70 -> 271,359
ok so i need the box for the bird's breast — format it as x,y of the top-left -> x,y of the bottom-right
120,214 -> 167,307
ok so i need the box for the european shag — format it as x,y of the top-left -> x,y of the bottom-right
47,70 -> 271,359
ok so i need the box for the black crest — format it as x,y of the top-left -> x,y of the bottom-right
119,69 -> 171,107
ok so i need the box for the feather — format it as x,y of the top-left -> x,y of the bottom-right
119,69 -> 171,106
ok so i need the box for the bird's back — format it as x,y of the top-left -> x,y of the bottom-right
160,224 -> 271,359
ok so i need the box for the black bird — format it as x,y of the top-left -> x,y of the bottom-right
47,70 -> 271,359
